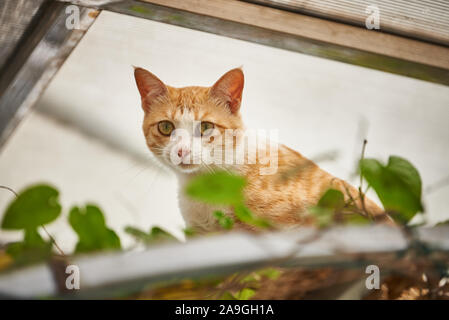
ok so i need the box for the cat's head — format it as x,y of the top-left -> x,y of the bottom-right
134,67 -> 245,174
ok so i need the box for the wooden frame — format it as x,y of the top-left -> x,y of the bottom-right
0,1 -> 98,148
60,0 -> 449,85
245,0 -> 449,47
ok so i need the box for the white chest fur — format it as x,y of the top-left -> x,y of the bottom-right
177,174 -> 232,233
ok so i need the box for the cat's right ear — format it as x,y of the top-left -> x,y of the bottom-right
210,68 -> 244,114
134,67 -> 168,112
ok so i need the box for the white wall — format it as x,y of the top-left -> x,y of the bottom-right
1,11 -> 448,251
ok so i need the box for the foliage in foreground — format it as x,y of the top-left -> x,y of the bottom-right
0,152 -> 441,299
0,154 -> 429,267
185,171 -> 271,228
310,155 -> 425,227
0,185 -> 122,266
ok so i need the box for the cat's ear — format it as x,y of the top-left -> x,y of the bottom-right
134,67 -> 168,112
210,68 -> 244,114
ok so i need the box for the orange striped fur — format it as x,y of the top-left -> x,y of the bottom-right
134,67 -> 390,232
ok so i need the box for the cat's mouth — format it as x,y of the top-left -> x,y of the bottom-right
158,149 -> 205,174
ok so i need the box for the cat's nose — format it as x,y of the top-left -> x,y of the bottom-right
177,147 -> 190,159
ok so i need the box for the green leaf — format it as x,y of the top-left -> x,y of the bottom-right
183,227 -> 196,238
309,189 -> 345,228
234,204 -> 271,228
240,274 -> 258,284
185,171 -> 246,205
343,213 -> 371,225
387,156 -> 422,199
317,189 -> 345,211
149,226 -> 175,240
235,288 -> 256,300
213,211 -> 234,230
360,157 -> 423,223
219,291 -> 238,300
185,171 -> 270,229
69,205 -> 121,253
6,229 -> 52,265
124,226 -> 150,241
125,226 -> 176,245
308,206 -> 334,228
24,228 -> 46,246
257,267 -> 281,280
241,268 -> 282,284
1,185 -> 61,230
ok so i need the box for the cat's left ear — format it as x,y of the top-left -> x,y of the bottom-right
210,68 -> 244,114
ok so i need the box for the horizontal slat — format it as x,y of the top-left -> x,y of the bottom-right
0,226 -> 448,298
58,0 -> 449,85
249,0 -> 449,46
140,0 -> 449,70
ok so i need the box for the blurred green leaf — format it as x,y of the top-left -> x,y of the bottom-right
309,189 -> 345,227
360,157 -> 423,223
183,227 -> 196,238
213,211 -> 234,230
185,171 -> 272,229
240,268 -> 282,285
69,205 -> 121,253
241,274 -> 258,284
235,288 -> 256,300
219,291 -> 238,300
147,226 -> 173,242
387,156 -> 422,199
23,228 -> 46,246
125,226 -> 176,245
309,206 -> 334,228
6,229 -> 52,265
124,226 -> 149,241
317,189 -> 345,211
343,213 -> 371,225
234,204 -> 271,228
258,267 -> 281,280
1,185 -> 61,230
185,171 -> 246,205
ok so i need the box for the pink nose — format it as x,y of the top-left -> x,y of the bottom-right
178,148 -> 190,158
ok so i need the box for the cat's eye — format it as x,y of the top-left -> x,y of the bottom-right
158,121 -> 174,136
199,121 -> 215,136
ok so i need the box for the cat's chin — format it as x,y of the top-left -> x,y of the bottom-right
172,163 -> 201,174
155,155 -> 201,174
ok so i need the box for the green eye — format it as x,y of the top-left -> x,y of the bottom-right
158,121 -> 174,136
200,122 -> 214,136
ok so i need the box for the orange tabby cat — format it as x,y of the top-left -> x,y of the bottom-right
134,67 -> 390,233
